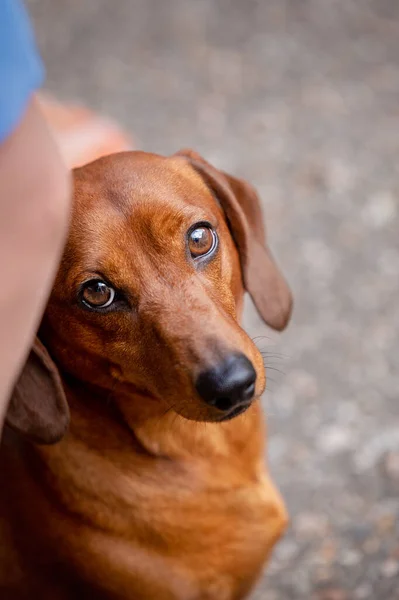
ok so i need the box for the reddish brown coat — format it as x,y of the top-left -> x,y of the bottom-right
0,151 -> 292,599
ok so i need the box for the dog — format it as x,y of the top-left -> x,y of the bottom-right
0,149 -> 292,600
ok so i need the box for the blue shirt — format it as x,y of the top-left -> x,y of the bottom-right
0,0 -> 44,141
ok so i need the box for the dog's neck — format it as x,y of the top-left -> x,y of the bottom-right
0,380 -> 280,600
7,380 -> 266,546
0,375 -> 273,600
64,377 -> 266,468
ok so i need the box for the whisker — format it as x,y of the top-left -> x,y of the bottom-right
251,335 -> 272,343
259,351 -> 290,360
260,361 -> 286,366
263,366 -> 286,376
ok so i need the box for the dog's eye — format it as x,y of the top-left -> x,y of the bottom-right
188,225 -> 217,259
80,280 -> 115,309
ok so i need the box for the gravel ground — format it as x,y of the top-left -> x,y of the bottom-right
27,1 -> 399,598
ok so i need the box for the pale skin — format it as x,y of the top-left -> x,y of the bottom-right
0,95 -> 71,432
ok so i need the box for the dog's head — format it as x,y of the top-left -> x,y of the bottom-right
7,150 -> 292,443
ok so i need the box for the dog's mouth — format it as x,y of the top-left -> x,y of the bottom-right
214,401 -> 252,422
169,398 -> 254,424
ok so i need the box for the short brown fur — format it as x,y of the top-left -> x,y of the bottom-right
0,150 -> 292,600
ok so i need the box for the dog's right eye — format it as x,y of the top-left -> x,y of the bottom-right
80,280 -> 116,310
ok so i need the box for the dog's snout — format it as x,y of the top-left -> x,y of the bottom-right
195,353 -> 256,417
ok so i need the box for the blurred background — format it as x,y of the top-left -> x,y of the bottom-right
27,1 -> 399,598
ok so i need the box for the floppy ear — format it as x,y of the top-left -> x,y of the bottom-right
6,338 -> 70,444
175,149 -> 292,330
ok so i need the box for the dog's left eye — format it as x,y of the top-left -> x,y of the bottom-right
80,280 -> 116,309
188,225 -> 217,259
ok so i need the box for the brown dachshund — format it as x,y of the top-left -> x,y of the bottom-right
0,149 -> 292,600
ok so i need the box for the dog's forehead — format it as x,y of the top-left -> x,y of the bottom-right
73,151 -> 214,219
63,152 -> 225,280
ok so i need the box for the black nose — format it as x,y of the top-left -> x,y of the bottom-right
195,353 -> 256,415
